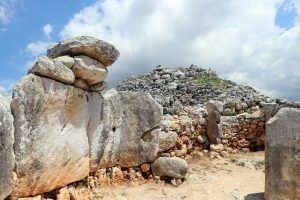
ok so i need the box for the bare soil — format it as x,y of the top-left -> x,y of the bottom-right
69,152 -> 265,200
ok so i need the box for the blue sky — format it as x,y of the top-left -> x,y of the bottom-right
0,0 -> 299,101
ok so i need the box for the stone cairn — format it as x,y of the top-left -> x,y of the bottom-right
30,36 -> 119,92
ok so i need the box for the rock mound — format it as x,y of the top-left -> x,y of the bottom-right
116,65 -> 299,114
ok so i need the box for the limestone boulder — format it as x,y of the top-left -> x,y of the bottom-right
47,36 -> 120,66
72,55 -> 108,86
89,89 -> 163,172
151,157 -> 188,179
28,56 -> 75,84
0,97 -> 15,200
265,108 -> 300,200
206,100 -> 222,144
11,74 -> 103,197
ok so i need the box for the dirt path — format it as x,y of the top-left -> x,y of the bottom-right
87,152 -> 265,200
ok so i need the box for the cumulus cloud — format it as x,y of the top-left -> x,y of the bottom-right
43,23 -> 53,39
25,23 -> 55,57
60,0 -> 300,100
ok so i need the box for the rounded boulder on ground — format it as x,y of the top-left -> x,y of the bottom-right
151,157 -> 188,179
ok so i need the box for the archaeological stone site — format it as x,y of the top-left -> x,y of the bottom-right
0,36 -> 299,200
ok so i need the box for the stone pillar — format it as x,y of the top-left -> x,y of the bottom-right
265,108 -> 300,200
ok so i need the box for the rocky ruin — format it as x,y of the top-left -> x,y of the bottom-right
0,36 -> 299,199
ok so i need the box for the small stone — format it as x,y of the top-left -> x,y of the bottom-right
197,135 -> 207,144
220,151 -> 230,158
140,164 -> 151,172
210,144 -> 224,152
56,187 -> 70,200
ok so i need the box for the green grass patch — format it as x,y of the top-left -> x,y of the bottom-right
195,75 -> 230,88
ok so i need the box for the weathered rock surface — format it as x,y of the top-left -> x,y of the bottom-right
89,89 -> 163,172
151,157 -> 188,178
11,74 -> 103,197
89,81 -> 107,93
73,79 -> 89,91
206,100 -> 222,144
158,131 -> 177,152
72,55 -> 107,86
47,36 -> 120,66
28,56 -> 75,84
265,108 -> 300,200
261,102 -> 279,122
53,55 -> 74,68
0,97 -> 15,200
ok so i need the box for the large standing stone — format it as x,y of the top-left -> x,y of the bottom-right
28,56 -> 75,84
89,89 -> 163,172
0,97 -> 15,200
265,108 -> 300,200
151,157 -> 188,179
206,100 -> 223,144
11,74 -> 103,197
72,55 -> 107,85
47,36 -> 120,66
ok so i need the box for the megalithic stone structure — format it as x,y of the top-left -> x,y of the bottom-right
265,108 -> 300,200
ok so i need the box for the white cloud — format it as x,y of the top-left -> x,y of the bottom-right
43,23 -> 53,39
0,0 -> 18,23
60,0 -> 300,100
26,41 -> 54,57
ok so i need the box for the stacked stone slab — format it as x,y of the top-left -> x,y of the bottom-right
265,108 -> 300,200
27,36 -> 119,93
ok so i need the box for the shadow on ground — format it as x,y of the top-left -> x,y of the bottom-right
244,193 -> 264,200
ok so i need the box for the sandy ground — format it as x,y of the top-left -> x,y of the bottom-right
87,152 -> 265,200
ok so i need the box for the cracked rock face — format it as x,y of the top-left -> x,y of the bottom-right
47,36 -> 120,67
11,74 -> 103,197
0,97 -> 15,200
89,89 -> 163,172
